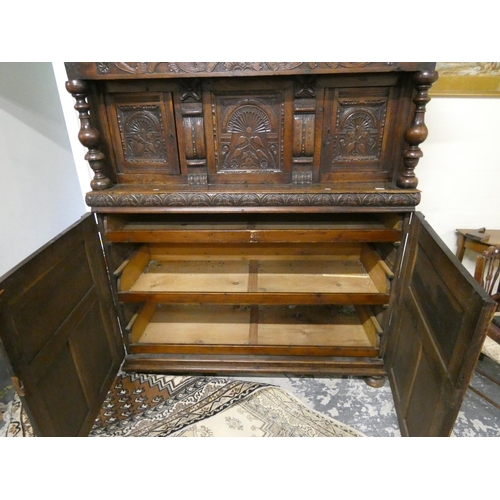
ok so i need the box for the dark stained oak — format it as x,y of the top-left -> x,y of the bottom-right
65,62 -> 436,80
384,213 -> 496,436
0,62 -> 492,437
0,215 -> 124,436
66,64 -> 438,194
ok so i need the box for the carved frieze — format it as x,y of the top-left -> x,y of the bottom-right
96,62 -> 374,76
86,190 -> 420,208
66,62 -> 435,80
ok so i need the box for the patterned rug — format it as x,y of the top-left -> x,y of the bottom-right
1,394 -> 34,437
482,336 -> 500,364
2,373 -> 365,437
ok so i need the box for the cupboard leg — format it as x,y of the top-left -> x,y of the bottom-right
364,375 -> 386,388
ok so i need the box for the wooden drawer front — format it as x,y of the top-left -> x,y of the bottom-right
105,92 -> 180,182
203,79 -> 294,184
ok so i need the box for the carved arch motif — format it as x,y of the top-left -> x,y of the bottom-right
117,106 -> 168,163
333,101 -> 387,162
220,102 -> 279,171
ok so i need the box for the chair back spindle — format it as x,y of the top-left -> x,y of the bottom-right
475,244 -> 500,302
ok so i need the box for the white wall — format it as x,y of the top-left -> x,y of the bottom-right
418,97 -> 500,273
0,62 -> 86,277
52,62 -> 93,201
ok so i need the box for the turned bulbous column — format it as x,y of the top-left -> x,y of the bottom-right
397,70 -> 438,189
66,79 -> 113,191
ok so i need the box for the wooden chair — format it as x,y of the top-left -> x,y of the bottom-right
474,244 -> 500,343
469,245 -> 500,410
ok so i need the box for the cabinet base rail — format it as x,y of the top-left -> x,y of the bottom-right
122,353 -> 386,377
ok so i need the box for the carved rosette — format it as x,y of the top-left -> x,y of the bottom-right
86,191 -> 420,208
66,80 -> 112,190
397,70 -> 439,188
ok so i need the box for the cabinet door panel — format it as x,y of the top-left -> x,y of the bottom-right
0,215 -> 124,436
385,212 -> 496,436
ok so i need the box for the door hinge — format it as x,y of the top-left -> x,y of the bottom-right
11,376 -> 25,396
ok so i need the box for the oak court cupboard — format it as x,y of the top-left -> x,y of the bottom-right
0,62 -> 495,437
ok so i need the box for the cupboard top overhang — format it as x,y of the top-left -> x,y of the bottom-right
64,62 -> 436,80
64,62 -> 438,212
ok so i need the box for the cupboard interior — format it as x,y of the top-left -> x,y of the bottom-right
127,303 -> 383,353
104,213 -> 402,354
117,242 -> 392,297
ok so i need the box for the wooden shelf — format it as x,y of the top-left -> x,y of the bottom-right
117,242 -> 392,305
127,304 -> 381,355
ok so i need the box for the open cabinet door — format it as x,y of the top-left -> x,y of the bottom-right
0,214 -> 124,436
385,212 -> 496,436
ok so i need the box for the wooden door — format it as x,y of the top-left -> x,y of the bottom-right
0,214 -> 124,436
385,212 -> 496,436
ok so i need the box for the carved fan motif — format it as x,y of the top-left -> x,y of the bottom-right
227,105 -> 271,134
222,104 -> 277,171
341,112 -> 377,157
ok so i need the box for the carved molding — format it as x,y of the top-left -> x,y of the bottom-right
67,62 -> 432,80
188,173 -> 208,186
99,62 -> 374,75
86,191 -> 420,208
292,171 -> 313,185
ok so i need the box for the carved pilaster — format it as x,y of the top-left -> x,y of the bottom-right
292,77 -> 316,184
66,80 -> 112,190
397,71 -> 438,189
179,79 -> 207,185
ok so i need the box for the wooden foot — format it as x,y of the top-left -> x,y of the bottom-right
364,376 -> 386,388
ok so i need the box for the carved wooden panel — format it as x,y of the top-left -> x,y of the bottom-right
320,85 -> 396,183
106,92 -> 180,182
65,62 -> 435,80
204,80 -> 293,184
117,105 -> 168,163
